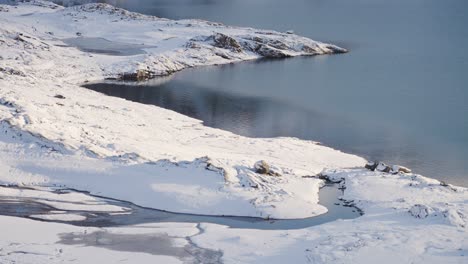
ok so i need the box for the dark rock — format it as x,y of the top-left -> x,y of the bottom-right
0,67 -> 25,77
120,69 -> 154,81
253,160 -> 281,176
256,44 -> 291,58
365,161 -> 378,171
375,162 -> 391,173
54,94 -> 66,99
254,160 -> 270,174
212,33 -> 242,53
440,181 -> 449,187
301,44 -> 318,54
266,39 -> 289,50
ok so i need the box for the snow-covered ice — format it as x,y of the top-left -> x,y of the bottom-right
0,1 -> 467,263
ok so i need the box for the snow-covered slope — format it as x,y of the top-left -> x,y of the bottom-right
0,1 -> 467,263
0,1 -> 362,219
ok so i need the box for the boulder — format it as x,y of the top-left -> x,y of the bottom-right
390,165 -> 412,174
409,204 -> 433,219
375,162 -> 391,173
253,160 -> 281,176
365,161 -> 378,171
120,69 -> 154,81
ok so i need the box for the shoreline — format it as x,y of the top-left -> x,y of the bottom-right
0,1 -> 467,263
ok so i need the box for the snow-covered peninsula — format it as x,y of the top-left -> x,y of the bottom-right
0,1 -> 467,263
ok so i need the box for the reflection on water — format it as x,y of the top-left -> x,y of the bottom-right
82,0 -> 467,186
85,60 -> 467,186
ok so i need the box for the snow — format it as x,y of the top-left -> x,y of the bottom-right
0,215 -> 211,264
0,0 -> 363,219
30,213 -> 87,221
0,1 -> 467,263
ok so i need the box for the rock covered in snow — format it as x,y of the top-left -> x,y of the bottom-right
253,160 -> 282,176
365,161 -> 412,174
364,161 -> 377,171
375,162 -> 391,173
390,165 -> 412,174
409,204 -> 433,218
212,33 -> 243,53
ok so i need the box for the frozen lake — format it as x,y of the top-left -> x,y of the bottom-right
86,0 -> 467,186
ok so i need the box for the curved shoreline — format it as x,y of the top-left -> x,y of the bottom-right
0,0 -> 365,219
0,2 -> 467,263
0,183 -> 361,230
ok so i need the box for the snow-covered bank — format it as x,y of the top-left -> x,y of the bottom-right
1,170 -> 467,263
0,0 -> 362,219
0,1 -> 467,263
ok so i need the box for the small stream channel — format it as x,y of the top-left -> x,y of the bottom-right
0,183 -> 360,230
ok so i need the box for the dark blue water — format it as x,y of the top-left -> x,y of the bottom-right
85,0 -> 468,186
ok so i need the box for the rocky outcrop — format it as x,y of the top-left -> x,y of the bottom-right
212,33 -> 242,53
253,160 -> 282,176
375,162 -> 391,173
255,44 -> 291,58
119,69 -> 155,81
365,161 -> 412,174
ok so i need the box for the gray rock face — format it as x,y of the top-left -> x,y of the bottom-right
390,165 -> 412,174
365,161 -> 378,171
212,33 -> 242,53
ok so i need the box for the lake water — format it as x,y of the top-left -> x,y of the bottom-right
85,0 -> 468,186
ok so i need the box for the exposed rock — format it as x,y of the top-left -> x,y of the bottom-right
440,181 -> 449,187
266,39 -> 289,50
409,204 -> 433,219
390,165 -> 412,174
301,44 -> 319,54
0,67 -> 25,77
255,44 -> 291,58
365,161 -> 377,171
253,160 -> 281,176
212,33 -> 242,53
54,94 -> 66,99
120,69 -> 154,81
366,161 -> 412,175
375,162 -> 391,173
285,30 -> 294,34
